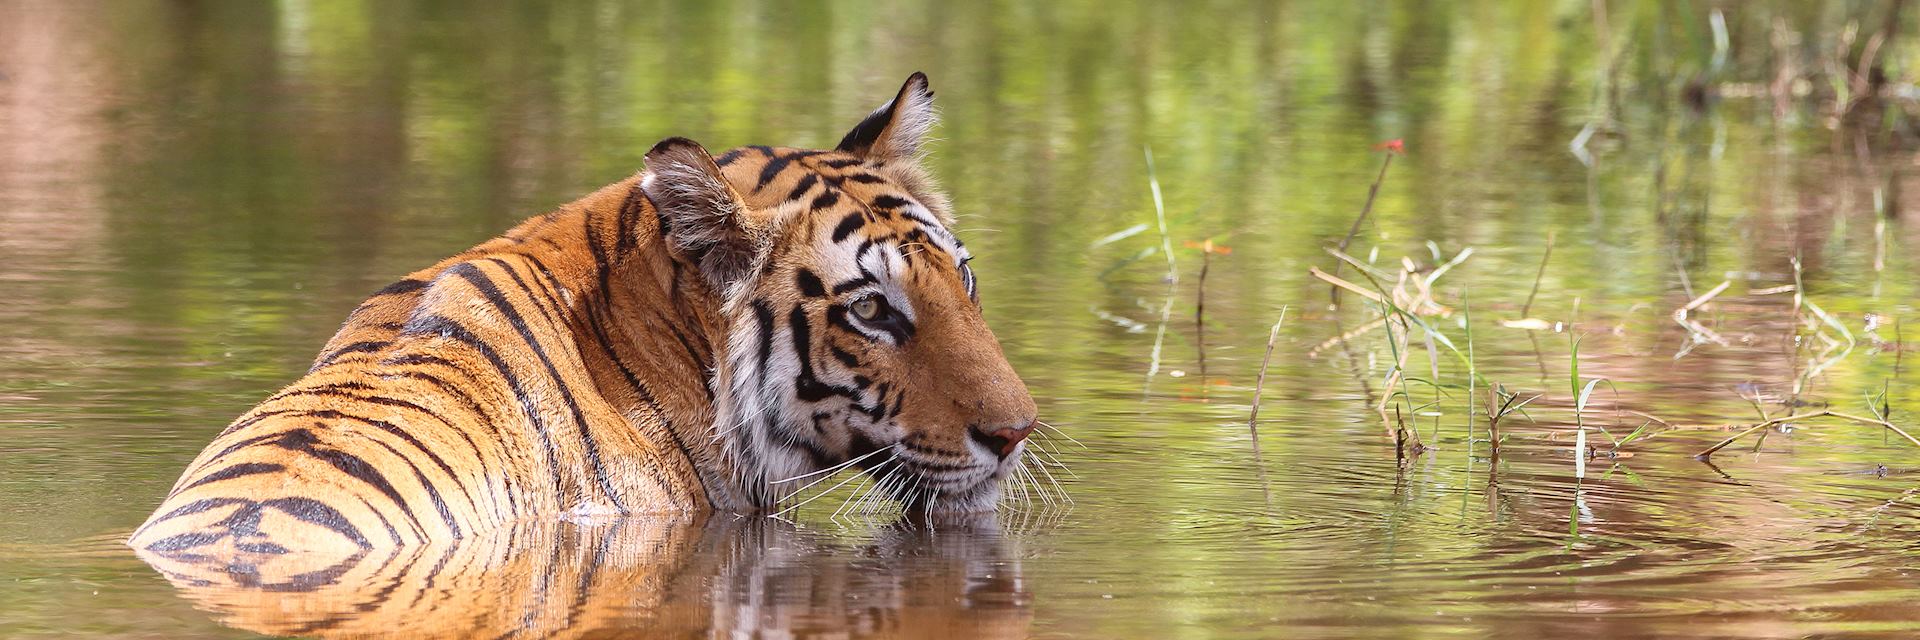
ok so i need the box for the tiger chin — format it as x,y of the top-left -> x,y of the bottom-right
128,72 -> 1041,557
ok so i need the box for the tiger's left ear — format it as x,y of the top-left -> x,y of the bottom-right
835,72 -> 937,162
644,137 -> 765,291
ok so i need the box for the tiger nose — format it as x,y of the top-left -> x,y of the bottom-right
969,420 -> 1035,459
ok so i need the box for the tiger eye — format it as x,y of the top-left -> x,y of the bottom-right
852,297 -> 880,320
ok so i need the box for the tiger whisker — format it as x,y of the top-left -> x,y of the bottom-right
995,468 -> 1026,515
1024,460 -> 1055,508
771,447 -> 889,484
854,467 -> 901,518
909,474 -> 933,525
775,456 -> 895,518
1022,443 -> 1078,478
839,464 -> 887,520
1034,420 -> 1086,449
1032,459 -> 1078,478
925,476 -> 941,519
1028,453 -> 1072,505
875,466 -> 916,515
1028,459 -> 1057,507
866,477 -> 904,521
1010,462 -> 1036,511
910,472 -> 931,514
829,471 -> 876,521
1014,461 -> 1043,509
1024,437 -> 1067,461
774,449 -> 893,503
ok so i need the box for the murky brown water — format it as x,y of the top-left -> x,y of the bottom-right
5,1 -> 1920,638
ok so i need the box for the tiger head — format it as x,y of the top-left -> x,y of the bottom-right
640,73 -> 1039,514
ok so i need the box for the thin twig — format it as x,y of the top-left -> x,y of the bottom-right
1196,247 -> 1212,379
1330,150 -> 1397,305
1521,231 -> 1556,319
1247,306 -> 1291,437
1694,410 -> 1920,459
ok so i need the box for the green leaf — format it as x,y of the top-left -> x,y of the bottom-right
1576,378 -> 1606,413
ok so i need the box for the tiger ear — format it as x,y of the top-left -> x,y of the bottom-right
643,137 -> 762,290
835,72 -> 936,161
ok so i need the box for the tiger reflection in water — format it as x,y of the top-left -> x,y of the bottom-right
140,514 -> 1035,639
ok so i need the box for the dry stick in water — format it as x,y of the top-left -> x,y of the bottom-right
1247,306 -> 1291,437
1520,230 -> 1556,320
1329,149 -> 1398,306
1694,410 -> 1920,459
1246,306 -> 1288,506
1195,242 -> 1213,380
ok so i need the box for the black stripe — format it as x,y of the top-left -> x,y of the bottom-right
194,422 -> 298,472
299,408 -> 480,519
141,497 -> 252,528
359,496 -> 404,546
616,179 -> 647,254
789,306 -> 858,403
795,269 -> 826,298
830,346 -> 862,368
271,428 -> 429,539
269,388 -> 494,518
901,209 -> 944,231
485,257 -> 568,334
578,211 -> 675,506
831,211 -> 866,242
371,278 -> 428,297
810,190 -> 840,210
829,274 -> 875,295
752,300 -> 777,375
145,530 -> 227,553
311,340 -> 388,371
263,497 -> 373,550
784,173 -> 819,201
754,155 -> 796,192
179,462 -> 285,491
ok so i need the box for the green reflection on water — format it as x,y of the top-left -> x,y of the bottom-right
2,0 -> 1919,637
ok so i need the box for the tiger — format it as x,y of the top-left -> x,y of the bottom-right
127,72 -> 1041,556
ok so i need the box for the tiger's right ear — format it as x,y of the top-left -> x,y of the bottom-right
643,137 -> 762,291
835,72 -> 936,162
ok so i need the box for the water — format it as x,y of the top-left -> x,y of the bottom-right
4,1 -> 1920,637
